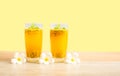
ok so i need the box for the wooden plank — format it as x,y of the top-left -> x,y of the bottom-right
0,51 -> 120,62
0,51 -> 120,76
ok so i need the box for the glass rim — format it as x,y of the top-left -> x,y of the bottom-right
50,23 -> 68,29
25,23 -> 43,29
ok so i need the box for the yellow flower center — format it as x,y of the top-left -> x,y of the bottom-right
71,58 -> 75,62
45,57 -> 49,62
17,57 -> 22,61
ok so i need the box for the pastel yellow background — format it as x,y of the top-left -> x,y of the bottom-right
0,0 -> 120,52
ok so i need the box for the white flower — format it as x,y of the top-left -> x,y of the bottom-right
11,52 -> 26,64
65,52 -> 80,64
39,52 -> 54,64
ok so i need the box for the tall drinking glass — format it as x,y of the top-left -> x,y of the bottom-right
25,23 -> 42,63
50,24 -> 68,62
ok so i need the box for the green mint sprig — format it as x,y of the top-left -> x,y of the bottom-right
54,24 -> 66,29
28,23 -> 39,29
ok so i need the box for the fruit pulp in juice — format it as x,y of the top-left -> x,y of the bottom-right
50,29 -> 68,58
25,29 -> 42,58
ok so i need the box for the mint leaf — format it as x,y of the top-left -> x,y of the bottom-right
54,24 -> 61,29
62,27 -> 66,29
28,23 -> 39,29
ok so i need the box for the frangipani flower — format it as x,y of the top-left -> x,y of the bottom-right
65,52 -> 80,64
39,52 -> 54,64
11,52 -> 26,64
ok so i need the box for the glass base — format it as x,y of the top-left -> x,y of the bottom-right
27,57 -> 40,63
54,58 -> 65,63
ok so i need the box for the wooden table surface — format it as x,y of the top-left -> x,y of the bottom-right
0,51 -> 120,76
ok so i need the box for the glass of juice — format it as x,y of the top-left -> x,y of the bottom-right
25,23 -> 42,63
50,24 -> 68,62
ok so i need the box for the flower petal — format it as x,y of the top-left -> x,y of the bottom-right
65,52 -> 80,64
41,53 -> 46,58
21,53 -> 26,57
51,59 -> 55,63
23,58 -> 26,63
14,52 -> 19,58
76,58 -> 80,64
66,52 -> 72,58
39,53 -> 55,64
11,52 -> 27,64
73,52 -> 79,57
11,59 -> 17,64
44,62 -> 49,64
47,52 -> 52,57
17,61 -> 23,64
39,59 -> 44,64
